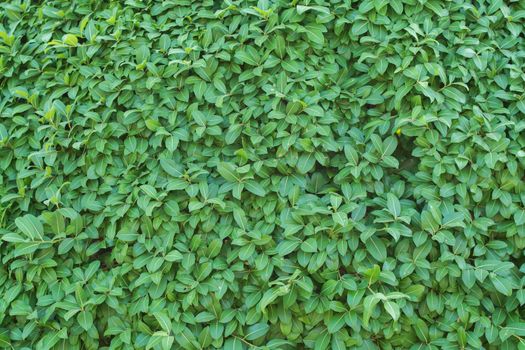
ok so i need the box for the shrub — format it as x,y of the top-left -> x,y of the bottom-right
1,0 -> 525,349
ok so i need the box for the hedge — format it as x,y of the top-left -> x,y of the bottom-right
1,0 -> 525,349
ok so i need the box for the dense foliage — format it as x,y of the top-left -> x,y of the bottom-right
1,0 -> 525,349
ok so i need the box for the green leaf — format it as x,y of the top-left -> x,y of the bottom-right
362,295 -> 380,327
421,211 -> 439,233
159,34 -> 171,51
15,214 -> 44,240
192,110 -> 207,126
375,59 -> 388,74
331,334 -> 346,350
274,35 -> 286,58
277,239 -> 301,256
383,301 -> 400,321
245,323 -> 269,341
301,238 -> 318,253
491,275 -> 513,296
36,328 -> 67,350
42,211 -> 65,235
517,100 -> 525,114
382,136 -> 397,157
235,48 -> 259,66
332,212 -> 348,227
303,24 -> 325,45
154,312 -> 172,332
344,145 -> 359,166
14,242 -> 41,257
352,20 -> 368,36
77,311 -> 93,331
297,153 -> 316,174
442,212 -> 465,228
217,162 -> 240,182
514,209 -> 525,225
1,232 -> 25,243
245,181 -> 266,197
314,331 -> 331,350
165,250 -> 183,262
224,338 -> 244,350
386,193 -> 401,217
160,158 -> 184,178
443,86 -> 466,104
327,314 -> 346,334
504,323 -> 525,337
366,236 -> 386,262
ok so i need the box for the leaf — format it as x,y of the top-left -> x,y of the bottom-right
332,212 -> 348,227
36,328 -> 67,350
1,232 -> 26,243
504,323 -> 525,337
382,136 -> 397,157
160,158 -> 184,178
331,334 -> 346,350
344,145 -> 359,166
192,110 -> 207,126
274,35 -> 286,58
296,5 -> 330,15
63,34 -> 78,46
42,211 -> 65,235
517,100 -> 525,115
327,314 -> 346,333
421,211 -> 439,233
259,288 -> 281,313
224,338 -> 244,350
405,285 -> 425,301
514,209 -> 525,226
77,311 -> 93,331
245,181 -> 266,197
352,20 -> 368,36
217,162 -> 240,182
462,269 -> 476,289
14,242 -> 41,257
303,24 -> 325,45
362,295 -> 380,327
301,238 -> 318,253
277,239 -> 301,256
314,331 -> 331,350
386,193 -> 401,217
491,275 -> 512,296
297,153 -> 316,174
375,59 -> 388,74
154,312 -> 172,332
165,250 -> 183,262
235,48 -> 259,66
442,212 -> 465,228
366,236 -> 386,262
136,45 -> 150,63
383,301 -> 400,321
245,323 -> 269,341
443,86 -> 466,104
15,214 -> 44,240
457,47 -> 476,58
159,34 -> 171,51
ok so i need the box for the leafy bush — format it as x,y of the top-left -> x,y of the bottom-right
1,0 -> 525,349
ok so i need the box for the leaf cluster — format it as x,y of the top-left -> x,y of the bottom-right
1,0 -> 525,349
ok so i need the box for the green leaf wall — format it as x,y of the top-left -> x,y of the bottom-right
1,0 -> 525,349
